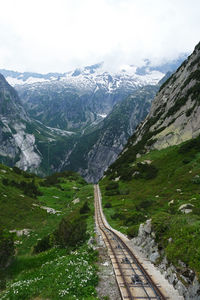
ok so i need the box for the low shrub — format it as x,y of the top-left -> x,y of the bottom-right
191,176 -> 200,184
127,225 -> 139,238
13,166 -> 22,175
136,199 -> 152,210
55,212 -> 88,248
136,163 -> 158,180
105,182 -> 119,190
32,235 -> 53,254
105,189 -> 119,196
104,202 -> 112,208
152,212 -> 171,241
80,201 -> 90,214
123,211 -> 145,226
119,188 -> 130,195
0,228 -> 14,269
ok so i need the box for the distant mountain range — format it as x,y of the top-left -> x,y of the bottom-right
0,55 -> 187,181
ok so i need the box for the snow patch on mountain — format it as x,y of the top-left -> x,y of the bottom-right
5,63 -> 165,94
97,114 -> 107,118
6,76 -> 50,86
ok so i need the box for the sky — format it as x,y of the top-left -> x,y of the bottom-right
0,0 -> 199,73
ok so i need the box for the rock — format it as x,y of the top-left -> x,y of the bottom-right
149,251 -> 160,263
159,256 -> 168,272
10,228 -> 32,237
175,280 -> 187,296
87,236 -> 95,248
168,272 -> 178,285
133,171 -> 140,177
178,203 -> 194,213
168,199 -> 174,206
72,198 -> 80,204
114,177 -> 120,181
183,209 -> 193,214
143,219 -> 152,234
144,160 -> 152,165
186,276 -> 200,300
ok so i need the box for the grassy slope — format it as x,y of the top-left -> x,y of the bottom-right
100,137 -> 200,278
0,166 -> 99,299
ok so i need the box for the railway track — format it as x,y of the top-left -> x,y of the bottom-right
94,184 -> 168,300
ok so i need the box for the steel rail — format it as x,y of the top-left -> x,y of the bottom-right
94,184 -> 167,300
95,190 -> 134,299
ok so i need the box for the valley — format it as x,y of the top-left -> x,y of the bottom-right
0,58 -> 184,182
0,42 -> 200,299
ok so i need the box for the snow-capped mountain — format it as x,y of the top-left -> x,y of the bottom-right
1,62 -> 164,91
0,55 -> 187,180
0,59 -> 186,133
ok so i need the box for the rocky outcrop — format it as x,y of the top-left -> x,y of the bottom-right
132,219 -> 200,299
0,74 -> 42,171
129,42 -> 200,154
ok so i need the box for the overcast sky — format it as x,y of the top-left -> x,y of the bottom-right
0,0 -> 199,73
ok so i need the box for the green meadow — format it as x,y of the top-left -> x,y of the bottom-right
100,136 -> 200,279
0,168 -> 99,299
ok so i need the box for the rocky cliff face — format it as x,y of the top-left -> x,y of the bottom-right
130,42 -> 200,153
0,74 -> 41,171
58,85 -> 158,182
78,85 -> 157,182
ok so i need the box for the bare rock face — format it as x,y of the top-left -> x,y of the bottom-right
0,74 -> 41,171
75,86 -> 157,183
131,42 -> 200,153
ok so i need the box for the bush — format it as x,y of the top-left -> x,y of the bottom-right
111,212 -> 126,221
178,135 -> 200,154
33,235 -> 53,254
80,201 -> 90,214
120,166 -> 134,181
191,176 -> 200,184
0,228 -> 14,269
152,212 -> 171,241
2,178 -> 9,186
127,225 -> 139,238
13,166 -> 22,175
105,189 -> 119,196
136,200 -> 152,210
137,163 -> 158,180
119,188 -> 130,195
105,182 -> 119,190
123,211 -> 145,226
55,212 -> 88,248
23,179 -> 43,198
104,202 -> 112,208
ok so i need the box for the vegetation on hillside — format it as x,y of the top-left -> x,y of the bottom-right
0,165 -> 99,299
100,135 -> 200,279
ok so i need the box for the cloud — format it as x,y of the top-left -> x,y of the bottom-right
0,0 -> 199,73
